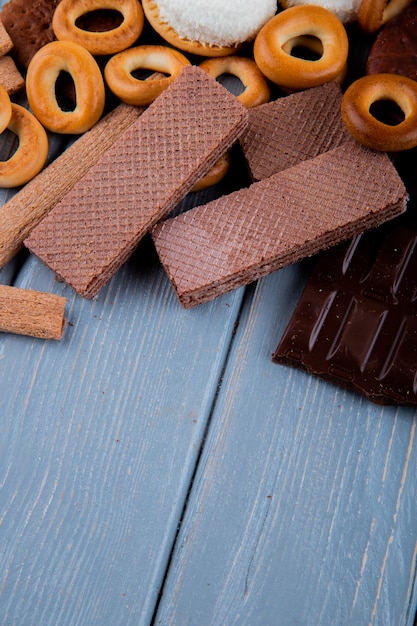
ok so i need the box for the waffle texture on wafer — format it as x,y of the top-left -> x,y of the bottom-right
240,82 -> 353,182
152,142 -> 408,308
24,66 -> 248,298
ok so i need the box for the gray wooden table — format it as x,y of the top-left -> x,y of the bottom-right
0,7 -> 416,625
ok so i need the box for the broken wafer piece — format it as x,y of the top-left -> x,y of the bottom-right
0,55 -> 24,94
239,82 -> 353,182
25,66 -> 248,298
0,284 -> 66,339
151,142 -> 408,308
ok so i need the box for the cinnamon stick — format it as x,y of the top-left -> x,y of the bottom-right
0,284 -> 67,339
0,102 -> 146,269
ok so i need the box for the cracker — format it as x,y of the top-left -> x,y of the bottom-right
0,16 -> 13,57
25,67 -> 248,298
151,142 -> 408,308
1,0 -> 61,68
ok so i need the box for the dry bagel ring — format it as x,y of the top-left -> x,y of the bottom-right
52,0 -> 144,56
253,6 -> 349,90
26,41 -> 105,134
198,56 -> 271,108
280,34 -> 347,87
0,104 -> 48,187
358,0 -> 414,33
0,84 -> 12,134
341,73 -> 417,151
191,152 -> 231,192
104,45 -> 190,106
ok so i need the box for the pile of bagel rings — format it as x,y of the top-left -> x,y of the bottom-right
1,0 -> 416,189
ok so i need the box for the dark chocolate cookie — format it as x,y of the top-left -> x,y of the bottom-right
366,3 -> 417,81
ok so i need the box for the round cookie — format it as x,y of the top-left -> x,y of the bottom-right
366,3 -> 417,81
278,0 -> 361,23
142,0 -> 277,56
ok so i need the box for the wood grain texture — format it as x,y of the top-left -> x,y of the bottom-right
155,267 -> 417,626
0,247 -> 245,626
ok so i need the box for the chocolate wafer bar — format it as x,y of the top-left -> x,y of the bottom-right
151,142 -> 407,308
0,102 -> 147,269
239,82 -> 353,182
25,66 -> 248,298
272,214 -> 417,406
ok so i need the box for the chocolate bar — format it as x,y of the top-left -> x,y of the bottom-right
272,214 -> 417,405
152,142 -> 407,308
239,81 -> 352,182
24,66 -> 248,298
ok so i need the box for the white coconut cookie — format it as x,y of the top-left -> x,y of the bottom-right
142,0 -> 277,56
279,0 -> 361,23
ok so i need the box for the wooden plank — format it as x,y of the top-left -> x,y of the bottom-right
0,243 -> 245,625
0,255 -> 17,285
155,266 -> 417,626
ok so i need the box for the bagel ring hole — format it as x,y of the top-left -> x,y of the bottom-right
0,127 -> 18,161
369,98 -> 406,125
75,9 -> 124,32
215,73 -> 245,98
130,68 -> 170,80
55,71 -> 77,112
283,35 -> 323,61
